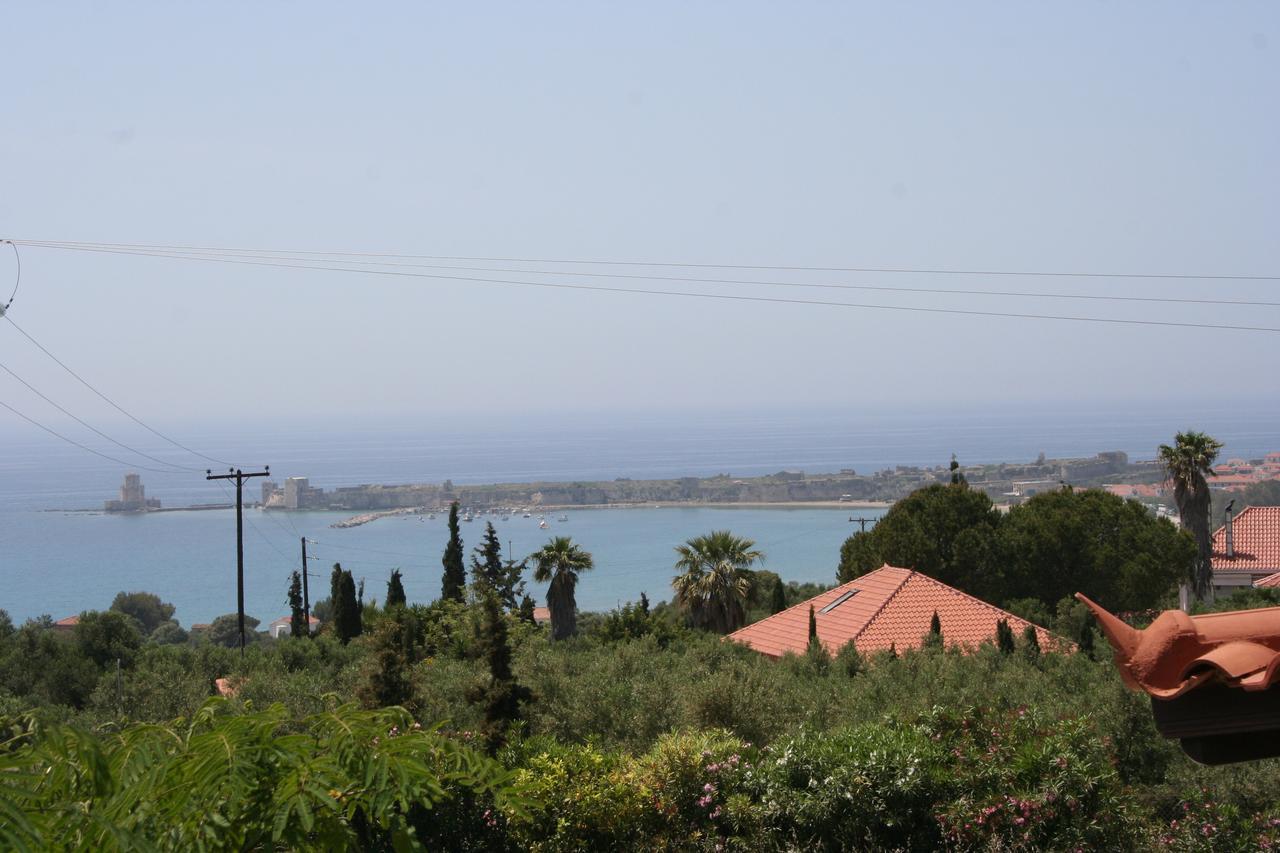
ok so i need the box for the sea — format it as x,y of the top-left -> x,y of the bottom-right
1,403 -> 1277,627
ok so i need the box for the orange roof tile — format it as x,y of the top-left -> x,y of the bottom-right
1255,571 -> 1280,589
53,615 -> 80,628
1078,593 -> 1280,699
727,564 -> 1061,657
532,606 -> 551,624
1211,506 -> 1280,574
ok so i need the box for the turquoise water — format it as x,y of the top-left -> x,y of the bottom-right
0,504 -> 881,626
3,402 -> 1278,626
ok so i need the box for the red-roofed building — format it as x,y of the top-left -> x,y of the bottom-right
51,615 -> 80,632
727,565 -> 1061,658
267,615 -> 321,638
1211,506 -> 1280,595
532,606 -> 551,625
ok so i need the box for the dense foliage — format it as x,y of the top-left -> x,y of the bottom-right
839,484 -> 1195,612
3,472 -> 1278,848
0,699 -> 529,851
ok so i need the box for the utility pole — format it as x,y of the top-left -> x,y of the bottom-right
207,466 -> 270,655
300,536 -> 311,629
848,516 -> 877,532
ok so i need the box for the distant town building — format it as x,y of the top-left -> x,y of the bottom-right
267,615 -> 321,638
263,476 -> 326,509
1212,505 -> 1280,596
104,473 -> 160,512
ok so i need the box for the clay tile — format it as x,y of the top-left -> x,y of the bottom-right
1181,641 -> 1278,684
1078,593 -> 1280,698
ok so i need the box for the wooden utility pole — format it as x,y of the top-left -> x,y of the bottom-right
207,466 -> 271,655
300,537 -> 311,629
848,516 -> 877,532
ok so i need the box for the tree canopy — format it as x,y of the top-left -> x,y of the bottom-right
838,482 -> 1193,612
531,536 -> 594,641
1158,430 -> 1223,601
109,591 -> 176,636
838,483 -> 1004,600
672,531 -> 763,634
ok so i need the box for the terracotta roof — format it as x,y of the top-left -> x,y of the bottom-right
53,615 -> 80,628
1078,593 -> 1280,699
269,615 -> 321,626
532,606 -> 551,624
727,564 -> 1061,658
1211,506 -> 1280,574
1255,571 -> 1280,589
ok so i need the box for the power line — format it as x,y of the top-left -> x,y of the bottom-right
0,358 -> 199,472
0,396 -> 184,474
2,315 -> 238,466
18,240 -> 1278,308
15,237 -> 1280,282
10,243 -> 1280,334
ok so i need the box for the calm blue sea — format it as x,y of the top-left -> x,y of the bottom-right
1,403 -> 1277,626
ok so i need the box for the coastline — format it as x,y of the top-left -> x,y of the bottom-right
323,499 -> 893,529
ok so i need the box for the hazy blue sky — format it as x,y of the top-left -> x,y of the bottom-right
1,3 -> 1277,433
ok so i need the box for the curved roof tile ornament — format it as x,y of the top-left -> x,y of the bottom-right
1079,593 -> 1280,765
1076,593 -> 1280,698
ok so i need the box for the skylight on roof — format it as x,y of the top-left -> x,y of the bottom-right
819,590 -> 858,614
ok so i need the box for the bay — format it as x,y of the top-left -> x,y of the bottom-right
0,505 -> 877,626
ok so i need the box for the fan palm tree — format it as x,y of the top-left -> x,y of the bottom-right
1158,431 -> 1223,602
672,530 -> 764,634
530,536 -> 594,640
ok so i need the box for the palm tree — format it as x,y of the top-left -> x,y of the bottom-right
672,531 -> 764,634
1158,431 -> 1223,602
530,536 -> 594,640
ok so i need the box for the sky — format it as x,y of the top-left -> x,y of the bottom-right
0,2 -> 1277,436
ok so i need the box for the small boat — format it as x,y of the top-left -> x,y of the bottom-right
539,519 -> 550,529
428,513 -> 436,520
523,512 -> 532,518
463,513 -> 473,522
557,514 -> 568,522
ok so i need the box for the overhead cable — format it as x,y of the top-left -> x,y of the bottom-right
15,240 -> 1278,308
2,315 -> 238,466
0,358 -> 199,472
13,237 -> 1280,282
13,243 -> 1279,334
0,397 -> 186,474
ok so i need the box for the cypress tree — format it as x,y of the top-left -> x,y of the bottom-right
386,569 -> 407,609
518,594 -> 537,624
441,502 -> 466,602
770,576 -> 787,614
335,569 -> 363,644
924,609 -> 944,650
996,618 -> 1016,654
330,563 -> 343,609
639,591 -> 650,616
1078,613 -> 1096,659
288,571 -> 306,638
467,589 -> 533,754
358,606 -> 417,709
808,604 -> 817,642
1022,624 -> 1041,658
471,523 -> 502,592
